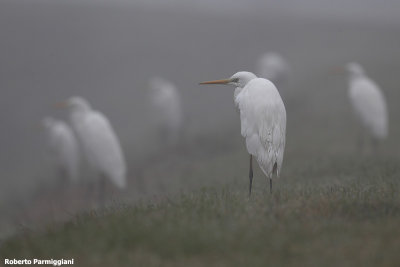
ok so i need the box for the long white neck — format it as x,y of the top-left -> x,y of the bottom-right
234,87 -> 243,102
348,72 -> 366,89
230,71 -> 257,107
350,71 -> 365,79
234,86 -> 248,108
69,109 -> 87,131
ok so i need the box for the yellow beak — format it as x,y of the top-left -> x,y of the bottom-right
330,67 -> 345,75
199,79 -> 231,85
54,101 -> 68,109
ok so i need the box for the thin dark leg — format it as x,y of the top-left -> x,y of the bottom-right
270,178 -> 272,194
98,176 -> 106,209
372,138 -> 379,156
357,131 -> 365,155
248,154 -> 253,197
58,168 -> 68,210
270,163 -> 278,194
86,181 -> 94,208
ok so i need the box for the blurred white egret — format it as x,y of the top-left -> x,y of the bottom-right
200,71 -> 286,195
149,77 -> 183,147
42,117 -> 80,183
62,96 -> 127,205
346,63 -> 388,152
256,52 -> 290,88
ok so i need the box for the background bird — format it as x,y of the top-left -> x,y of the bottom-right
200,71 -> 286,195
62,96 -> 127,207
149,77 -> 183,148
42,117 -> 80,184
346,62 -> 388,153
256,52 -> 290,90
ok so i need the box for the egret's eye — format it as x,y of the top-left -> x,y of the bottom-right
231,78 -> 239,83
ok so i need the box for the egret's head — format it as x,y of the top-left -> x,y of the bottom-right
199,71 -> 257,89
149,77 -> 175,94
230,72 -> 258,88
150,77 -> 167,89
64,96 -> 91,112
345,62 -> 365,76
259,52 -> 285,67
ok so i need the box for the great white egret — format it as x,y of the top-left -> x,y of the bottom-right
200,71 -> 286,195
149,77 -> 183,147
256,52 -> 290,88
60,96 -> 127,206
346,63 -> 388,152
42,117 -> 80,183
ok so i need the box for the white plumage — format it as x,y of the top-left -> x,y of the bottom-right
149,77 -> 183,146
257,52 -> 290,87
42,117 -> 80,182
200,71 -> 286,195
233,72 -> 257,107
65,96 -> 126,189
237,78 -> 286,177
346,63 -> 388,141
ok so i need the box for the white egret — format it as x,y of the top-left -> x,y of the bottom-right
200,72 -> 286,195
61,96 -> 127,205
256,52 -> 290,88
149,77 -> 183,147
346,63 -> 388,152
42,117 -> 80,183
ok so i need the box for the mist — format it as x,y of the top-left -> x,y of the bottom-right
0,0 -> 399,237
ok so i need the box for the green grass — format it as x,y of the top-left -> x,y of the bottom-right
2,155 -> 400,266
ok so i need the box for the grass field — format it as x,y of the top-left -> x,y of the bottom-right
2,150 -> 400,266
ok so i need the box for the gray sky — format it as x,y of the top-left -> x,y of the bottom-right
89,0 -> 400,25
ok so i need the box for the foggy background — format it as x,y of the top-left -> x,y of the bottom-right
0,0 -> 399,235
